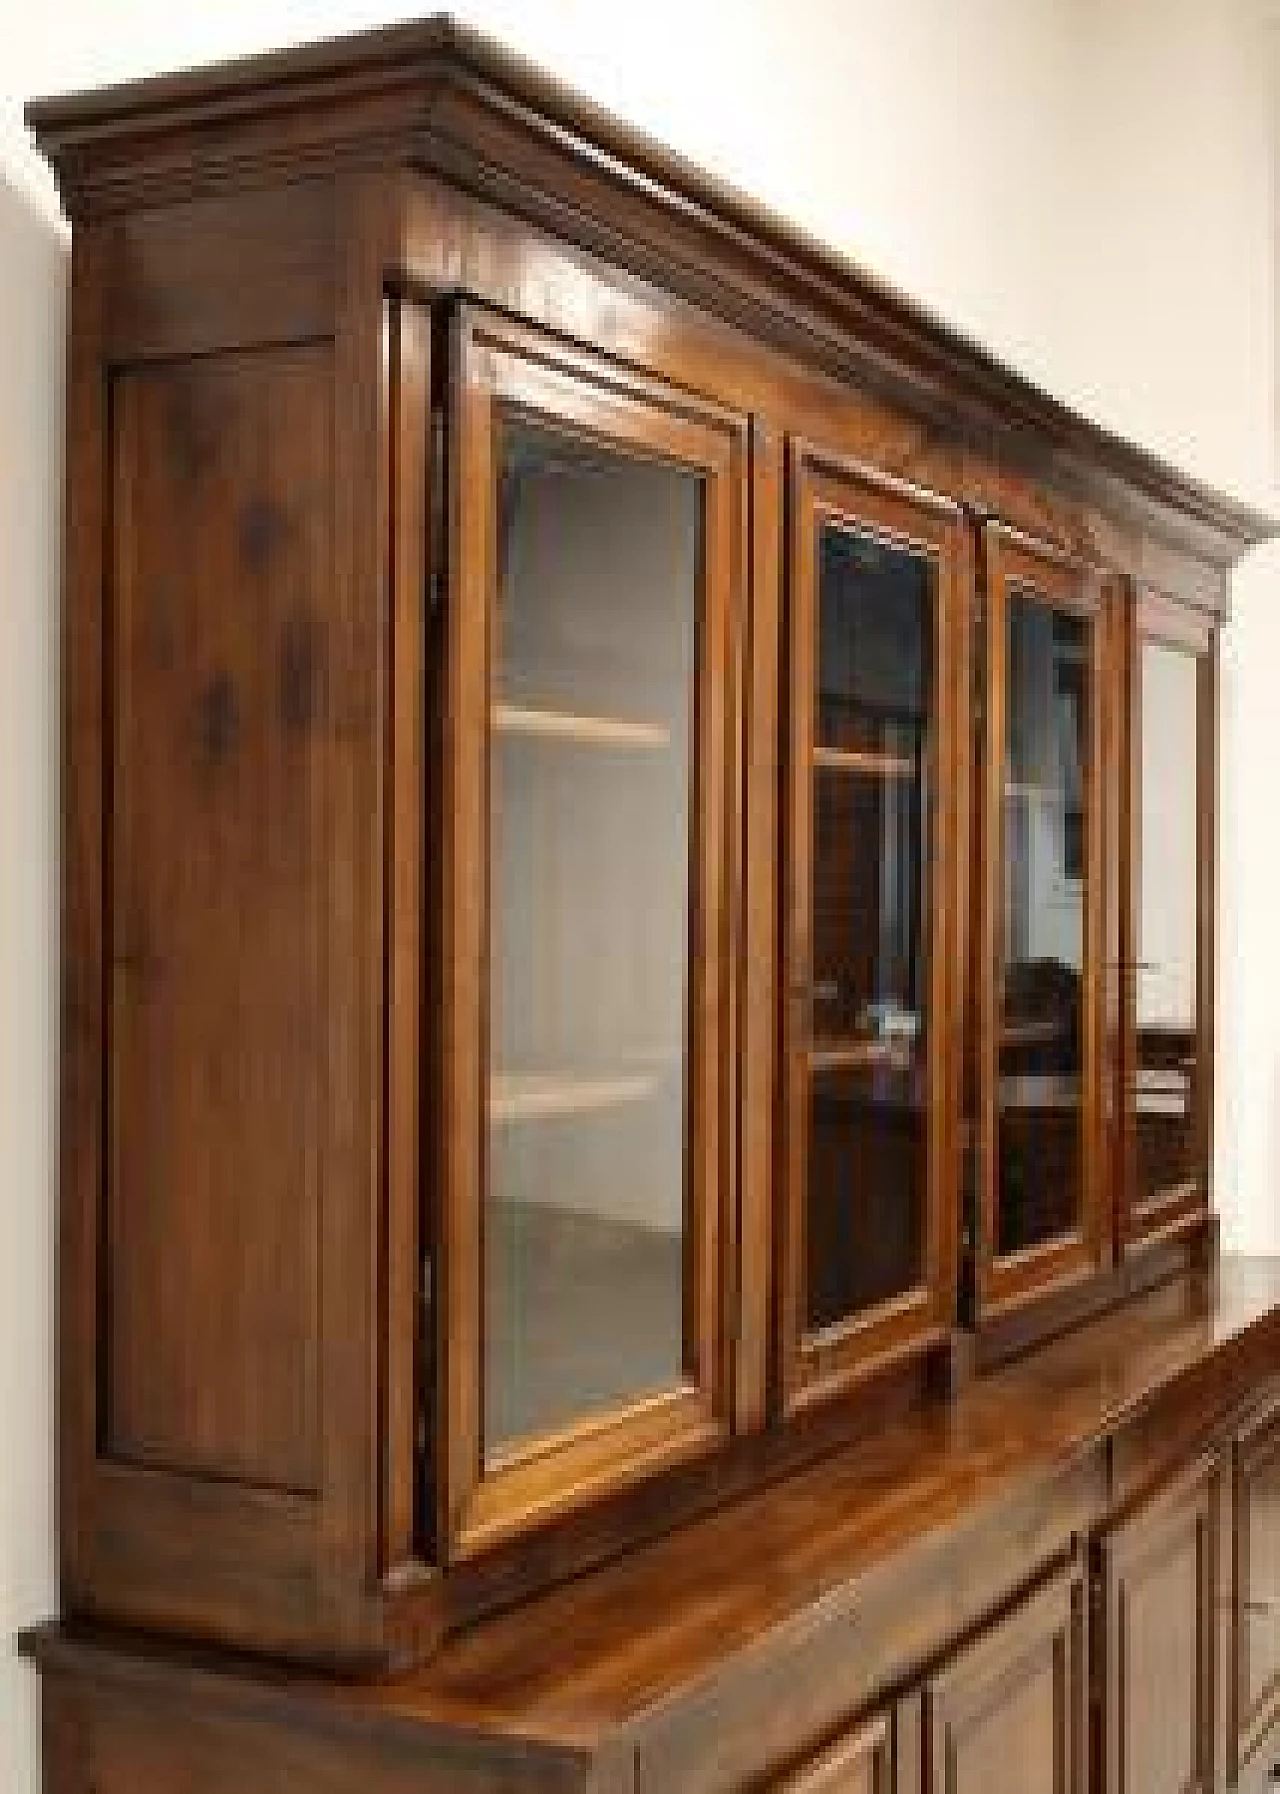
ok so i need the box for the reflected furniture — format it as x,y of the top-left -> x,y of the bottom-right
21,18 -> 1280,1792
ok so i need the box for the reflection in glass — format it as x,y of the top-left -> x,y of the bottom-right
998,591 -> 1089,1256
805,524 -> 933,1332
1136,640 -> 1200,1209
485,418 -> 699,1459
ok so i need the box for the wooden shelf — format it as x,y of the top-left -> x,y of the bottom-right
1001,1017 -> 1069,1049
810,1039 -> 917,1072
999,1073 -> 1081,1111
490,1069 -> 664,1123
1004,779 -> 1069,802
814,744 -> 917,778
494,702 -> 670,749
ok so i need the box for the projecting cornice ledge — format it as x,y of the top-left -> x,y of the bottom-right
26,13 -> 1276,567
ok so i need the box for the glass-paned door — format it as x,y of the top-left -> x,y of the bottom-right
779,447 -> 962,1414
979,526 -> 1111,1314
1122,590 -> 1213,1248
437,310 -> 743,1557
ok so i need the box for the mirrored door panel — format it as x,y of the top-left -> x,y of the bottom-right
780,447 -> 961,1414
439,311 -> 743,1558
980,528 -> 1110,1315
1123,593 -> 1213,1247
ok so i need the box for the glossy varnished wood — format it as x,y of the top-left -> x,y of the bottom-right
1233,1393 -> 1280,1776
56,178 -> 401,1664
1097,1450 -> 1221,1794
1117,585 -> 1216,1263
775,1711 -> 894,1793
107,341 -> 330,1495
438,304 -> 746,1561
24,1259 -> 1280,1793
382,293 -> 434,1578
779,445 -> 964,1415
23,0 -> 1277,1708
976,525 -> 1116,1326
25,18 -> 1270,582
923,1564 -> 1085,1794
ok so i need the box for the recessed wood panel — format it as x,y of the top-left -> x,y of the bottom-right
777,1713 -> 893,1792
1100,1454 -> 1219,1794
1235,1403 -> 1280,1770
924,1566 -> 1084,1794
105,345 -> 332,1494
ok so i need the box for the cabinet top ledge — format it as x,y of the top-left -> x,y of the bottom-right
25,13 -> 1276,561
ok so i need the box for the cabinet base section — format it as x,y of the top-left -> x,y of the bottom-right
1236,1724 -> 1280,1794
31,1632 -> 617,1794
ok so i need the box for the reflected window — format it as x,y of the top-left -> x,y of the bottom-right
998,593 -> 1090,1256
1135,639 -> 1200,1209
805,524 -> 934,1331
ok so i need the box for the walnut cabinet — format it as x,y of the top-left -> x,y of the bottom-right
19,16 -> 1280,1794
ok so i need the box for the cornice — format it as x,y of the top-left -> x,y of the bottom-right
26,14 -> 1275,564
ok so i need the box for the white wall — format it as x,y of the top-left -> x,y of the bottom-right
0,174 -> 64,1794
1,3 -> 1276,1790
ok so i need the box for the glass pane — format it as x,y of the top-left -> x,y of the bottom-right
484,417 -> 698,1460
998,591 -> 1089,1256
805,524 -> 933,1333
1136,640 -> 1200,1207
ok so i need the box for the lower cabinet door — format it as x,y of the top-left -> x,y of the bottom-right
923,1564 -> 1085,1794
778,1712 -> 895,1793
1098,1451 -> 1221,1794
1235,1398 -> 1280,1776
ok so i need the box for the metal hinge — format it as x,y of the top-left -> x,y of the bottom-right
428,406 -> 447,615
957,1127 -> 979,1327
416,1252 -> 434,1462
970,595 -> 986,728
1087,1560 -> 1107,1705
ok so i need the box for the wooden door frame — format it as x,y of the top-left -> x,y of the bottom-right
776,441 -> 965,1420
1118,582 -> 1216,1259
977,523 -> 1115,1320
435,303 -> 747,1560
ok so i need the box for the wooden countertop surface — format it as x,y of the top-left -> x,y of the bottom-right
26,1255 -> 1280,1759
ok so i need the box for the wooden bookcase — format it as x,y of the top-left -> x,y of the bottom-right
18,19 -> 1280,1794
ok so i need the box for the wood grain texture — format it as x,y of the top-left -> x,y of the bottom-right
735,417 -> 782,1433
1233,1393 -> 1280,1774
23,18 -> 1271,577
1117,584 -> 1215,1263
778,446 -> 963,1416
107,344 -> 329,1493
776,1712 -> 893,1792
26,1258 -> 1280,1792
976,524 -> 1115,1330
381,292 -> 433,1579
1098,1450 -> 1221,1794
56,172 -> 398,1669
29,7 -> 1278,1690
923,1564 -> 1085,1794
437,304 -> 745,1562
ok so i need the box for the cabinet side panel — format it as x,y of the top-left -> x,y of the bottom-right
105,346 -> 332,1493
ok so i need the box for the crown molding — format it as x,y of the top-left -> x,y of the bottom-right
26,13 -> 1275,564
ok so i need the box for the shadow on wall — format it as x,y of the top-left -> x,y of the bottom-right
0,165 -> 67,1794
